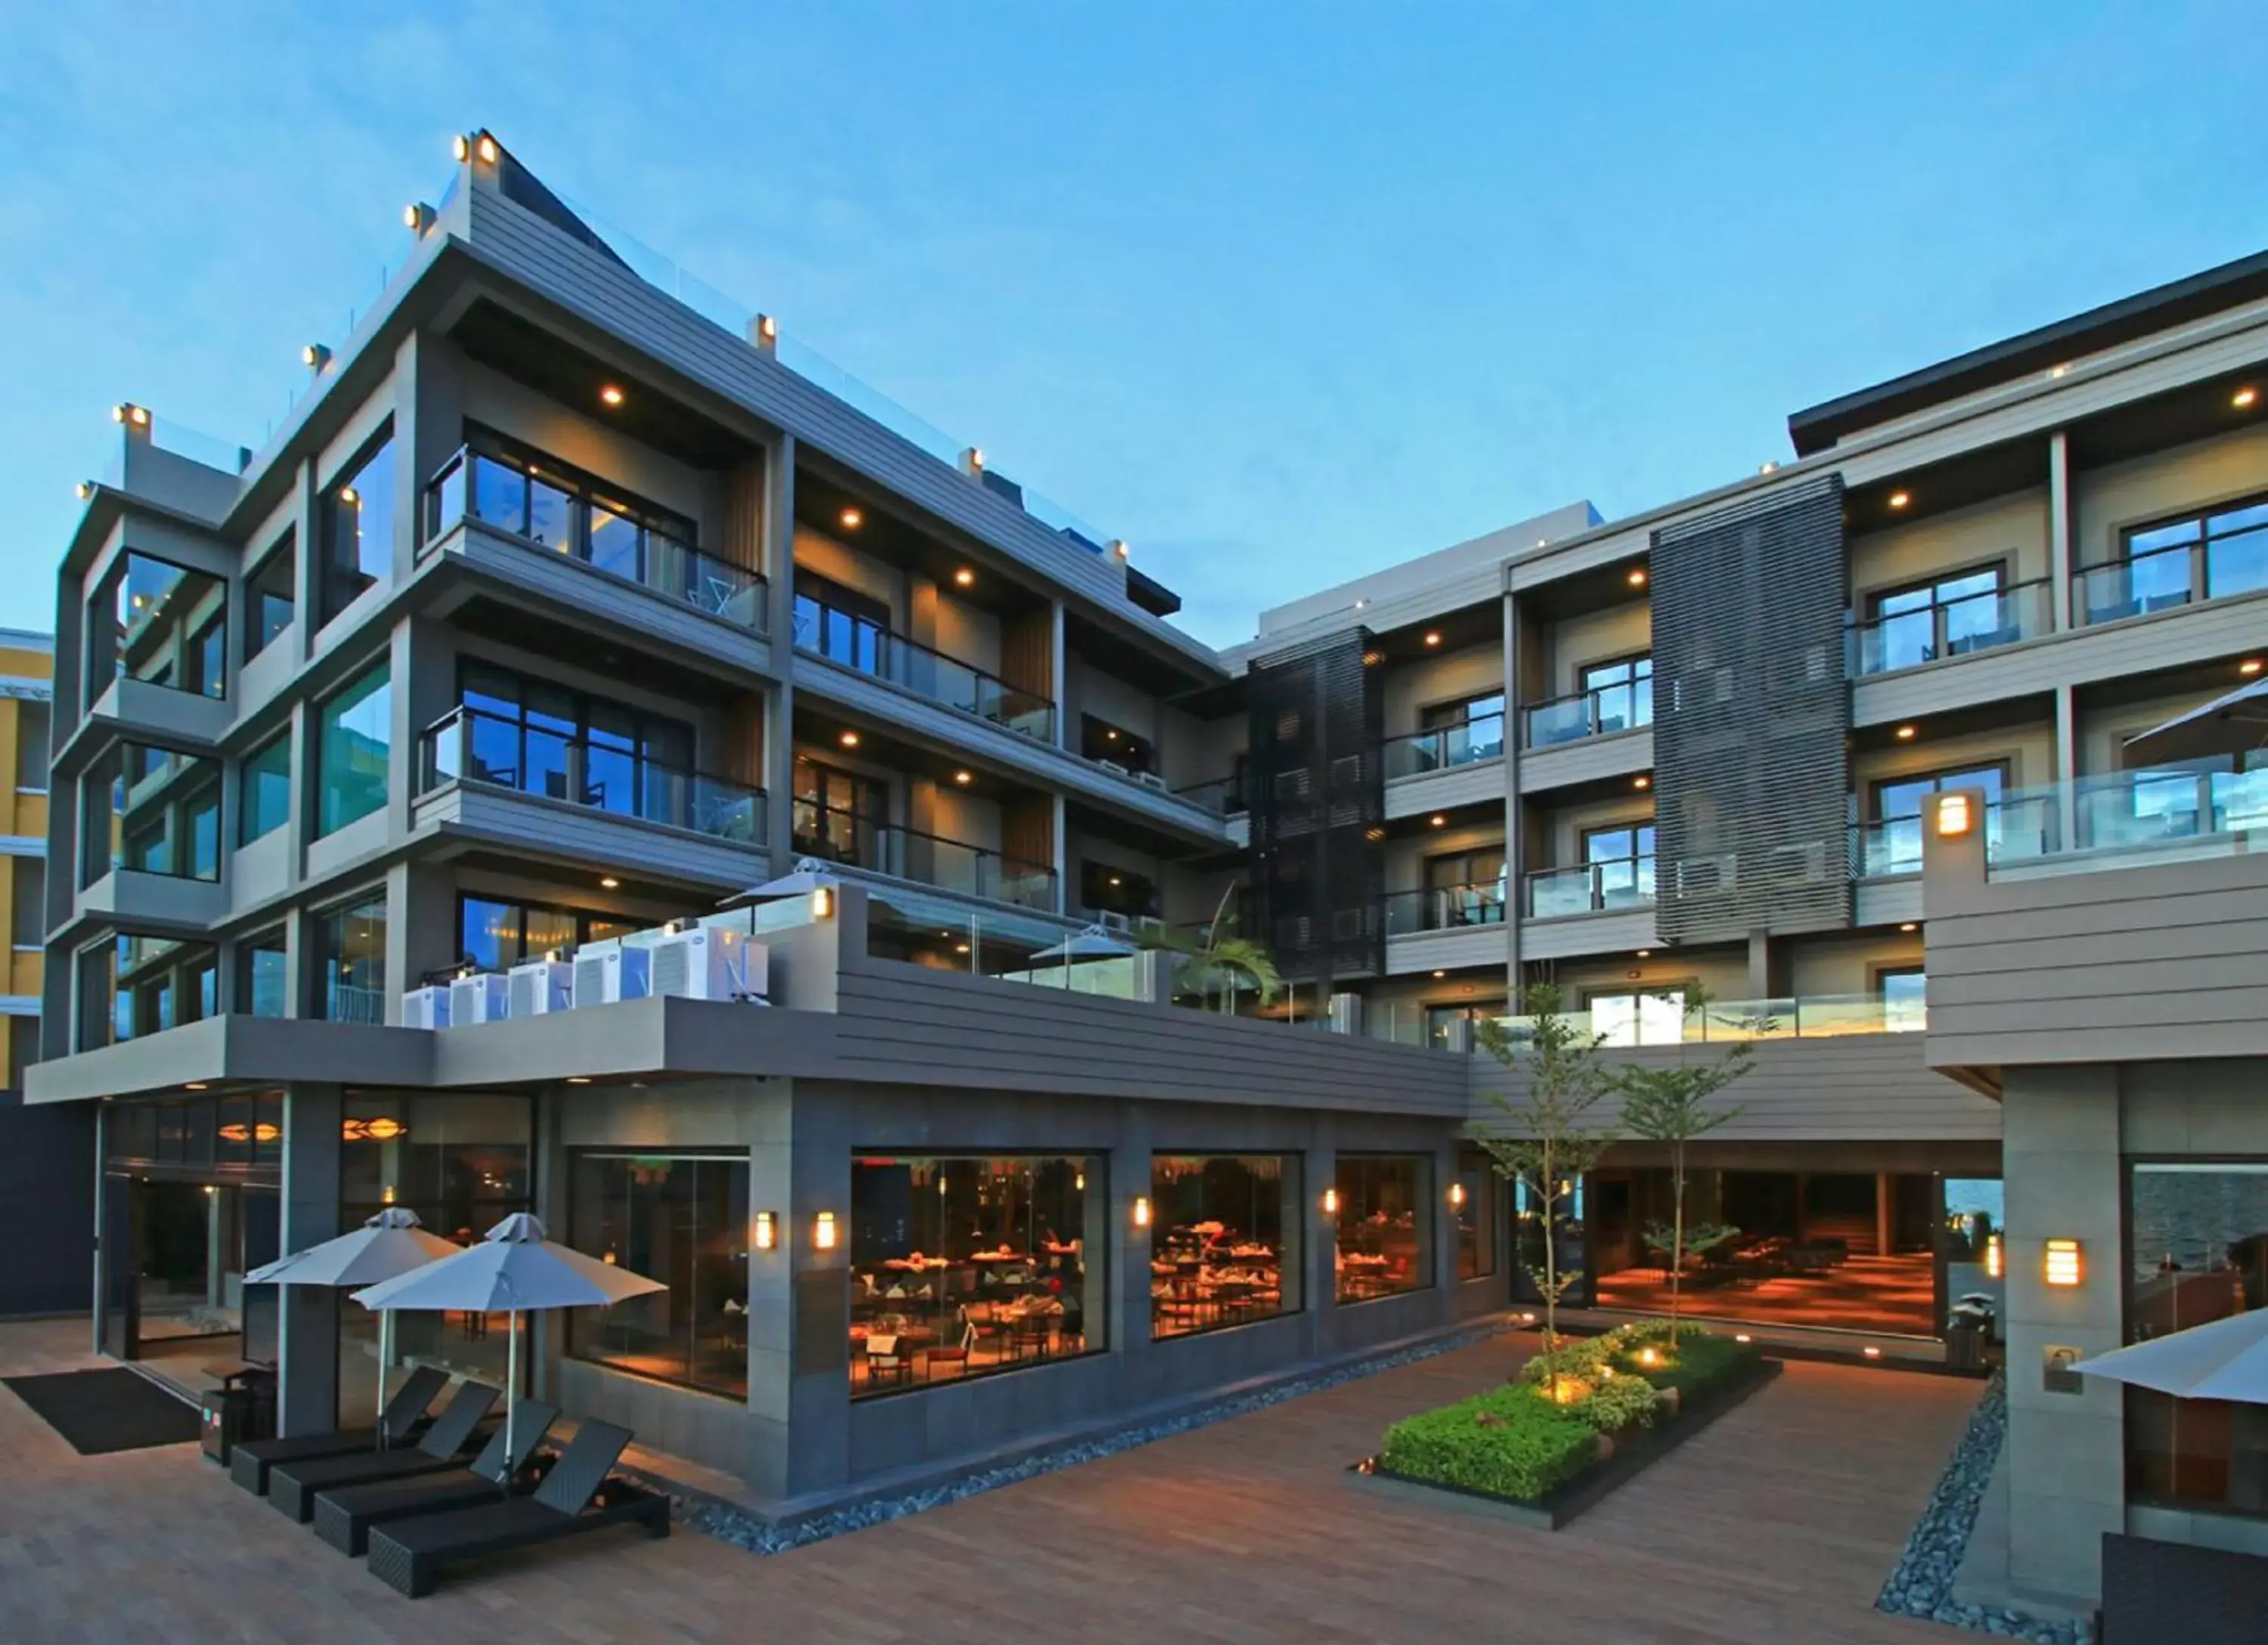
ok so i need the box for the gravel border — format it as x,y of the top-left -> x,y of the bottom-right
1876,1371 -> 2093,1645
649,1317 -> 1519,1555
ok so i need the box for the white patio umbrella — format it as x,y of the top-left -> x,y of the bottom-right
2071,1309 -> 2268,1402
721,857 -> 843,906
351,1213 -> 666,1461
1032,924 -> 1137,962
244,1207 -> 463,1433
2121,677 -> 2268,766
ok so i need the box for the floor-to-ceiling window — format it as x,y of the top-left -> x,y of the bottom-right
848,1153 -> 1101,1396
320,427 -> 395,624
1150,1154 -> 1300,1340
314,891 -> 386,1024
237,926 -> 288,1018
316,660 -> 392,836
567,1152 -> 750,1398
457,894 -> 637,972
1334,1154 -> 1430,1303
238,730 -> 291,845
1455,1147 -> 1498,1281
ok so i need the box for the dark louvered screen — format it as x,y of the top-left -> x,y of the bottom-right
1245,630 -> 1384,985
1651,477 -> 1853,944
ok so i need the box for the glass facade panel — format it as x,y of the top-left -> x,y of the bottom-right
1455,1147 -> 1497,1280
81,743 -> 223,883
457,894 -> 627,971
1151,1154 -> 1299,1340
317,661 -> 391,836
238,731 -> 290,845
568,1152 -> 750,1398
849,1153 -> 1101,1396
314,892 -> 386,1024
1334,1154 -> 1430,1303
78,932 -> 218,1049
2126,1163 -> 2268,1516
97,553 -> 228,698
238,925 -> 287,1017
246,534 -> 295,658
321,430 -> 395,623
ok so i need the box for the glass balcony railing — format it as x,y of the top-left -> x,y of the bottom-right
1173,773 -> 1247,817
2077,520 -> 2268,627
1985,759 -> 2268,875
1381,714 -> 1505,779
794,804 -> 1057,910
1848,816 -> 1923,878
1526,855 -> 1656,917
1383,879 -> 1510,936
1492,989 -> 1926,1048
1523,683 -> 1652,748
424,445 -> 769,631
791,594 -> 1054,741
1848,578 -> 2051,676
418,705 -> 766,844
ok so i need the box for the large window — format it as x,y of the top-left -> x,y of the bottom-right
320,428 -> 395,624
1455,1147 -> 1498,1280
457,894 -> 635,972
1867,565 -> 2007,672
1425,848 -> 1507,928
314,892 -> 386,1024
93,552 -> 227,699
1422,690 -> 1506,733
1151,1154 -> 1300,1340
1080,860 -> 1159,922
1334,1154 -> 1430,1303
317,660 -> 391,836
15,701 -> 48,792
246,532 -> 295,659
1583,822 -> 1656,907
1580,655 -> 1653,733
81,742 -> 222,884
848,1153 -> 1101,1397
2084,496 -> 2268,624
77,933 -> 217,1049
238,926 -> 287,1018
238,731 -> 290,845
569,1152 -> 750,1399
2126,1163 -> 2268,1516
793,757 -> 888,866
1879,968 -> 1927,1033
1872,764 -> 2007,872
1590,986 -> 1687,1046
455,662 -> 696,817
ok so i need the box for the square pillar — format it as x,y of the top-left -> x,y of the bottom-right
1309,1125 -> 1340,1354
2047,430 -> 2074,632
744,1083 -> 852,1504
277,1083 -> 344,1436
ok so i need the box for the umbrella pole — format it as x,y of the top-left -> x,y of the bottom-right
505,1309 -> 519,1467
377,1309 -> 392,1439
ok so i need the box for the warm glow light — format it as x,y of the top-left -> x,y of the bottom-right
1448,1182 -> 1467,1209
1637,1346 -> 1659,1366
2242,659 -> 2264,677
1984,1233 -> 2003,1280
1634,775 -> 1650,790
812,885 -> 835,920
1900,921 -> 1918,933
1937,792 -> 1974,838
2044,1238 -> 2083,1287
1636,949 -> 1652,959
1519,1312 -> 1538,1324
1627,567 -> 1648,587
566,1077 -> 591,1086
953,567 -> 976,587
757,313 -> 779,342
1895,723 -> 1916,740
302,343 -> 331,370
1735,1333 -> 1752,1344
1111,539 -> 1130,561
476,135 -> 500,165
1888,490 -> 1910,510
754,1210 -> 776,1251
452,134 -> 471,162
1430,813 -> 1446,827
1321,1186 -> 1340,1217
76,481 -> 92,500
953,770 -> 972,785
1132,1194 -> 1151,1228
1431,969 -> 1445,979
113,403 -> 150,427
1863,1346 -> 1882,1359
600,875 -> 620,889
339,486 -> 359,506
839,730 -> 860,748
184,1082 -> 209,1092
836,507 -> 863,531
814,1211 -> 838,1251
1424,630 -> 1442,647
599,384 -> 624,407
2235,387 -> 2259,410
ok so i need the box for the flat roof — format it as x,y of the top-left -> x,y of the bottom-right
1786,245 -> 2268,457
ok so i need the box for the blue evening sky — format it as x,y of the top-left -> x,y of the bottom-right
4,3 -> 2264,646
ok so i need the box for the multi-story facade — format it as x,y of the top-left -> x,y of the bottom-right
24,132 -> 2268,1603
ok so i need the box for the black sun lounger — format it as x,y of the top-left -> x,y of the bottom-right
312,1400 -> 562,1557
364,1419 -> 669,1597
228,1365 -> 449,1496
268,1380 -> 500,1523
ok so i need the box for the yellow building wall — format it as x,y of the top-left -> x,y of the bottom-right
0,637 -> 55,1086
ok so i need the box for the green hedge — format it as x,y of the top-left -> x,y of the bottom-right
1378,1384 -> 1600,1502
1610,1328 -> 1761,1402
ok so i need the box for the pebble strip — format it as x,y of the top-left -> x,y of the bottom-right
643,1317 -> 1520,1556
1875,1371 -> 2093,1645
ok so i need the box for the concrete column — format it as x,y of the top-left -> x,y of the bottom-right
1050,793 -> 1067,915
744,1083 -> 852,1504
764,435 -> 798,869
1049,601 -> 1068,749
2002,1066 -> 2125,1607
1433,1138 -> 1458,1295
2053,682 -> 2079,852
1792,1173 -> 1809,1244
1112,1104 -> 1153,1390
1874,1172 -> 1895,1258
88,1104 -> 107,1353
1746,929 -> 1776,1000
288,457 -> 319,668
2047,431 -> 2074,632
1501,590 -> 1523,999
277,1083 -> 344,1436
1309,1122 -> 1339,1355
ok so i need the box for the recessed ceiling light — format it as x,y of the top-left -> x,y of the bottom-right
1636,949 -> 1651,959
600,876 -> 620,889
1424,631 -> 1442,646
2235,387 -> 2258,410
953,942 -> 971,955
599,385 -> 624,407
1627,567 -> 1647,587
1108,875 -> 1122,887
2243,659 -> 2265,676
840,507 -> 863,529
1895,724 -> 1916,740
184,1082 -> 209,1092
1431,969 -> 1445,979
1899,922 -> 1918,933
1430,813 -> 1446,827
953,567 -> 975,587
1888,491 -> 1911,510
840,730 -> 860,748
953,770 -> 972,785
1634,775 -> 1650,790
1105,729 -> 1119,741
567,1077 -> 591,1085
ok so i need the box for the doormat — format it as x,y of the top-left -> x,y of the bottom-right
3,1368 -> 203,1455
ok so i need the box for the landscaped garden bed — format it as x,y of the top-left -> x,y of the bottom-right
1350,1321 -> 1778,1530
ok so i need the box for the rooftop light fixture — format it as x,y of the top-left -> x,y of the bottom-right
1112,539 -> 1130,560
476,134 -> 500,165
302,344 -> 332,370
404,202 -> 435,235
113,403 -> 150,427
339,486 -> 359,506
75,481 -> 92,500
2235,387 -> 2259,410
599,384 -> 624,407
2050,363 -> 2070,379
1862,1346 -> 1882,1359
1888,490 -> 1911,510
1432,969 -> 1445,979
838,507 -> 863,529
839,730 -> 860,748
1759,460 -> 1780,475
953,567 -> 975,587
1895,723 -> 1916,740
452,134 -> 470,161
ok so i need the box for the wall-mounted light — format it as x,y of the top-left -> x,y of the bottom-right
1431,968 -> 1445,979
452,134 -> 472,162
302,343 -> 333,371
1448,1182 -> 1467,1210
404,202 -> 436,236
2242,659 -> 2263,677
2043,1238 -> 2083,1287
953,770 -> 972,786
811,884 -> 835,920
1895,723 -> 1916,741
754,1210 -> 777,1251
1430,813 -> 1446,828
1984,1232 -> 2003,1280
1633,775 -> 1650,790
476,134 -> 500,165
1321,1185 -> 1340,1217
2235,387 -> 2259,410
838,507 -> 863,529
1936,792 -> 1975,838
814,1211 -> 838,1251
1132,1194 -> 1151,1228
184,1082 -> 209,1092
600,875 -> 621,889
113,403 -> 150,428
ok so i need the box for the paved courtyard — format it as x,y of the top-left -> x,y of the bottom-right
0,1316 -> 1982,1644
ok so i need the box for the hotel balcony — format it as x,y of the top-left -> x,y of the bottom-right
2074,507 -> 2268,627
1381,878 -> 1508,975
791,803 -> 1056,912
1846,578 -> 2052,678
1381,712 -> 1504,819
1517,686 -> 1653,795
1520,853 -> 1659,961
791,590 -> 1054,742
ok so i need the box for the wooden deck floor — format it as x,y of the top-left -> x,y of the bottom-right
0,1315 -> 1980,1643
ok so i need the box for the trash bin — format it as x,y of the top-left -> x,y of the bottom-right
200,1386 -> 256,1466
1944,1315 -> 1987,1372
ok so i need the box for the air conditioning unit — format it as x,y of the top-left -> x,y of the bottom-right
1096,758 -> 1129,776
448,972 -> 510,1026
508,959 -> 574,1018
401,986 -> 451,1031
572,940 -> 651,1008
650,926 -> 769,1003
1132,770 -> 1167,791
1095,910 -> 1132,932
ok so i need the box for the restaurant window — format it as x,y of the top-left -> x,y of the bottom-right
238,925 -> 287,1017
314,891 -> 386,1024
2126,1162 -> 2268,1516
848,1153 -> 1102,1398
1151,1154 -> 1300,1340
568,1152 -> 751,1399
320,426 -> 395,624
316,659 -> 391,836
13,857 -> 43,949
246,532 -> 295,659
1334,1154 -> 1430,1303
1080,860 -> 1159,922
457,894 -> 634,972
239,730 -> 291,845
15,700 -> 48,792
1455,1148 -> 1498,1280
77,932 -> 218,1049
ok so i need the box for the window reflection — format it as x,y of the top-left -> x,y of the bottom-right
569,1152 -> 749,1399
1455,1148 -> 1497,1280
849,1153 -> 1101,1396
1151,1155 -> 1300,1340
1334,1154 -> 1430,1303
315,892 -> 386,1024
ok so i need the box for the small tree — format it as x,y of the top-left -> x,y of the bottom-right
1143,885 -> 1281,1013
1613,987 -> 1752,1346
1468,982 -> 1618,1395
